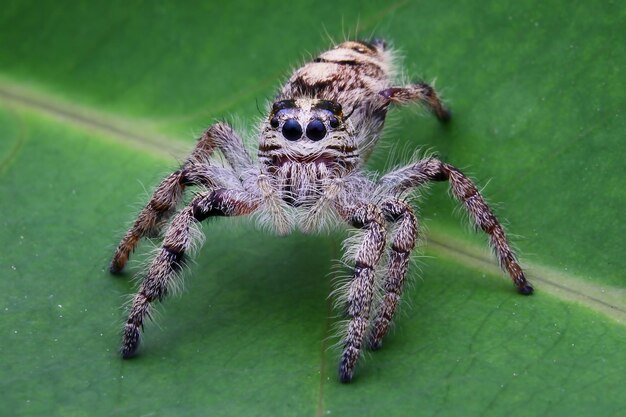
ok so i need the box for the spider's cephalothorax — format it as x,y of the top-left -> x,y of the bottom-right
109,39 -> 533,383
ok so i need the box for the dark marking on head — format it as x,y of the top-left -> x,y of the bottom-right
314,56 -> 360,66
355,40 -> 378,53
290,77 -> 333,97
326,144 -> 356,153
271,99 -> 297,117
258,143 -> 282,153
313,100 -> 343,118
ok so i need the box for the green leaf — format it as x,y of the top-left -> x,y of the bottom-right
1,1 -> 624,416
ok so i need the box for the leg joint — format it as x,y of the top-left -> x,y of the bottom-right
350,204 -> 384,229
192,189 -> 229,221
381,200 -> 413,222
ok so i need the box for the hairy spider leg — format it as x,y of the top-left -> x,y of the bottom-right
368,199 -> 419,350
380,81 -> 451,123
110,123 -> 251,273
337,203 -> 387,383
121,188 -> 259,358
109,38 -> 534,383
379,157 -> 534,295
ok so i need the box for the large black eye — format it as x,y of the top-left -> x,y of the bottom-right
306,119 -> 326,141
282,119 -> 302,141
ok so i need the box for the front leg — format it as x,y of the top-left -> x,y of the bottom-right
336,203 -> 387,383
121,188 -> 259,358
378,157 -> 534,295
368,199 -> 419,350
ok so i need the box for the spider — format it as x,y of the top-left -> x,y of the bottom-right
110,39 -> 533,383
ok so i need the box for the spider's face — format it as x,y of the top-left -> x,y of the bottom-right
260,98 -> 358,168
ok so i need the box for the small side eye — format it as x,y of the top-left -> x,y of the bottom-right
306,119 -> 327,141
282,119 -> 303,141
329,116 -> 340,128
270,117 -> 279,128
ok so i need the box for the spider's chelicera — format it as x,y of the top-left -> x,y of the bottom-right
110,39 -> 533,383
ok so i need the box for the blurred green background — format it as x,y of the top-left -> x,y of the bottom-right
1,1 -> 624,416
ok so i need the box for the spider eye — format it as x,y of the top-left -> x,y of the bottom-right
329,116 -> 340,128
282,119 -> 303,141
270,117 -> 279,128
306,119 -> 326,141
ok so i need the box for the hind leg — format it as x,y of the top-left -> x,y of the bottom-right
380,82 -> 451,123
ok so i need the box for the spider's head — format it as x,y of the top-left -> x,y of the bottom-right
260,98 -> 358,169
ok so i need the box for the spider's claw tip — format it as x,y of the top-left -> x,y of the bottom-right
438,107 -> 452,124
109,265 -> 124,275
120,348 -> 136,359
518,283 -> 534,295
338,369 -> 353,384
368,339 -> 383,351
338,357 -> 355,383
109,258 -> 126,275
120,324 -> 140,358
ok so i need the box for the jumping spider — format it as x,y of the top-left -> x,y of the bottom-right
110,39 -> 533,383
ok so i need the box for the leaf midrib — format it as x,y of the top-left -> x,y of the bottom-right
2,78 -> 624,327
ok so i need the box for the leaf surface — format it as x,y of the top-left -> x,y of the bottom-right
0,1 -> 624,416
